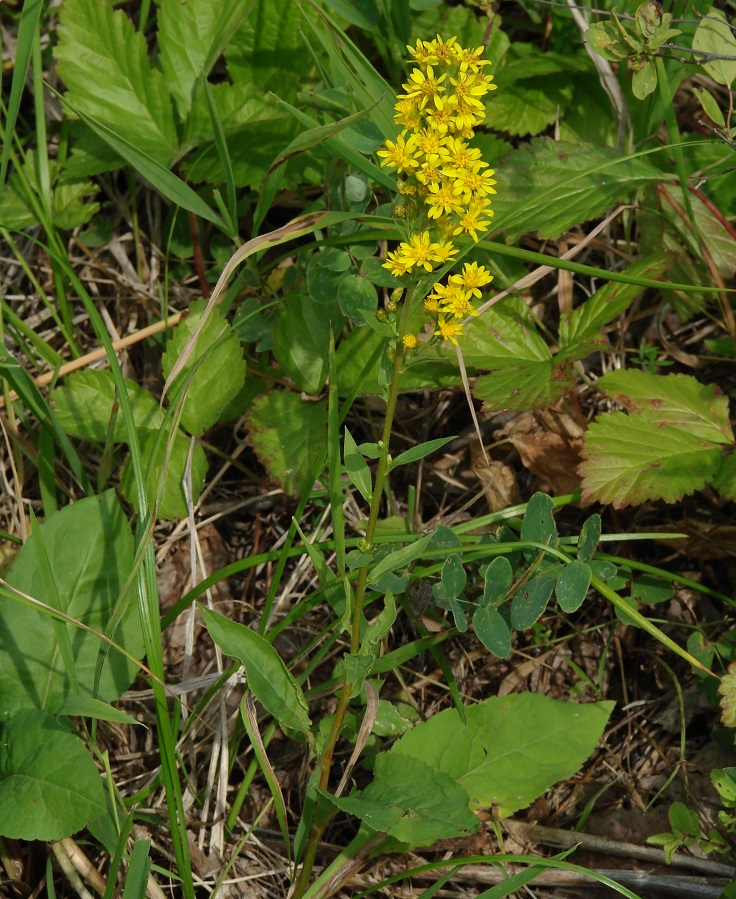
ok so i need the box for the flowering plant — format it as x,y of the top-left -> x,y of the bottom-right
377,35 -> 497,346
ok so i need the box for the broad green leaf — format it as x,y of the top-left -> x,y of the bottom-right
388,436 -> 457,471
120,429 -> 208,519
158,0 -> 251,116
0,709 -> 106,840
226,0 -> 312,104
201,607 -> 312,742
54,0 -> 178,165
580,411 -> 723,508
441,554 -> 466,599
462,297 -> 550,368
520,492 -> 558,561
555,561 -> 592,614
473,606 -> 511,659
509,575 -> 555,629
338,274 -> 378,323
713,453 -> 736,501
0,492 -> 143,715
577,515 -> 601,562
598,370 -> 734,447
307,249 -> 352,304
344,426 -> 373,504
473,359 -> 574,414
482,557 -> 513,607
162,299 -> 246,436
391,693 -> 614,816
492,138 -> 664,243
52,370 -> 163,443
693,10 -> 736,86
484,77 -> 573,137
372,699 -> 417,737
272,290 -> 334,395
324,752 -> 479,848
631,575 -> 675,605
559,254 -> 672,353
246,391 -> 327,496
368,533 -> 433,586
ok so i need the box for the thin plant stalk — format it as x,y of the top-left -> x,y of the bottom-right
292,292 -> 414,899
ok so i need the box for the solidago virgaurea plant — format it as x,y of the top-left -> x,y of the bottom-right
377,34 -> 497,346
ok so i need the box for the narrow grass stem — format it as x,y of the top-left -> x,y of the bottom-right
293,291 -> 413,899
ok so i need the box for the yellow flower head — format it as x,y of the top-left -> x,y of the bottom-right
376,35 -> 498,345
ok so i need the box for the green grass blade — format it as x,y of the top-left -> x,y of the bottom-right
0,0 -> 44,189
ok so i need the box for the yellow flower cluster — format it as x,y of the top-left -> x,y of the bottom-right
377,34 -> 496,345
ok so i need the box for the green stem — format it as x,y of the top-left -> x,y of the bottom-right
292,291 -> 414,899
655,56 -> 702,257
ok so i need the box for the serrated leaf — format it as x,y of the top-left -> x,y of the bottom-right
597,370 -> 734,446
510,575 -> 555,630
246,391 -> 327,496
492,137 -> 663,243
52,370 -> 163,443
158,0 -> 251,116
201,607 -> 312,742
0,709 -> 106,840
693,10 -> 736,86
555,561 -> 592,613
473,606 -> 511,658
391,693 -> 614,816
162,299 -> 246,436
713,452 -> 736,500
120,429 -> 208,519
473,358 -> 574,414
484,78 -> 573,137
579,411 -> 723,508
0,492 -> 143,715
55,0 -> 178,165
559,254 -> 672,352
324,752 -> 479,848
226,0 -> 313,104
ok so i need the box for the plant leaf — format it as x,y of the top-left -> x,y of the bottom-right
509,574 -> 555,630
555,561 -> 592,614
390,693 -> 614,816
120,429 -> 208,520
52,370 -> 163,443
162,299 -> 247,436
0,492 -> 143,715
693,10 -> 736,86
246,391 -> 327,496
597,370 -> 734,446
323,752 -> 479,848
0,709 -> 106,840
201,607 -> 312,742
158,0 -> 251,116
54,0 -> 178,165
368,533 -> 433,586
492,137 -> 664,243
558,254 -> 672,353
473,606 -> 512,659
579,411 -> 723,508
